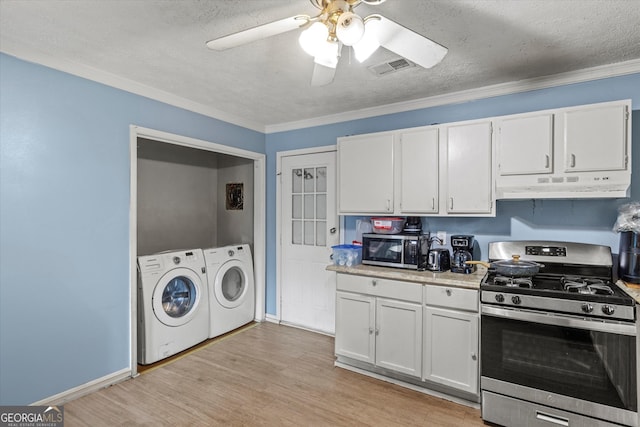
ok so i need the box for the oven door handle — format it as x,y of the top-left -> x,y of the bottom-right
481,305 -> 637,336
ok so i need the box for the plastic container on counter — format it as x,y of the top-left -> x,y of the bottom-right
331,244 -> 362,267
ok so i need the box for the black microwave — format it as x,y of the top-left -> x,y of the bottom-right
362,233 -> 430,270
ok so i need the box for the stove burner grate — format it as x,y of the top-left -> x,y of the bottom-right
494,275 -> 533,288
561,276 -> 614,295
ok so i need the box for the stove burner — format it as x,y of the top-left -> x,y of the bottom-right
561,276 -> 614,295
494,275 -> 533,288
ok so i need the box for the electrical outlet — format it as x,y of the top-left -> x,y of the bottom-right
436,231 -> 446,244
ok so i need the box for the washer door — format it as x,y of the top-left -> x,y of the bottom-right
214,260 -> 249,309
152,267 -> 202,327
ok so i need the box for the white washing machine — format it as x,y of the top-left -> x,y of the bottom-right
137,249 -> 209,365
203,244 -> 255,338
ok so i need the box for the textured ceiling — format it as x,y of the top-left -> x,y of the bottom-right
1,0 -> 640,131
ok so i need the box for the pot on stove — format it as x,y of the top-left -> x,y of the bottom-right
467,255 -> 543,277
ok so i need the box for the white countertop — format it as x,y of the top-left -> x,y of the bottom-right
326,263 -> 486,289
618,280 -> 640,304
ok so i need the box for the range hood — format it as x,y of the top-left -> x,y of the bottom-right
495,169 -> 631,199
494,99 -> 631,201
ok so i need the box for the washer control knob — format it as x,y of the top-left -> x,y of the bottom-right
228,250 -> 235,257
173,256 -> 181,265
495,294 -> 504,303
602,305 -> 615,316
581,303 -> 594,313
511,296 -> 521,305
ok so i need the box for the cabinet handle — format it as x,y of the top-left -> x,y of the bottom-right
386,199 -> 391,212
431,198 -> 435,210
449,197 -> 454,210
545,154 -> 550,169
471,352 -> 477,361
445,289 -> 452,296
375,328 -> 379,336
369,327 -> 374,335
570,153 -> 576,168
371,279 -> 377,287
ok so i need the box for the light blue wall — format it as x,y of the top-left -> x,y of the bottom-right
2,50 -> 640,405
265,73 -> 640,315
0,53 -> 264,405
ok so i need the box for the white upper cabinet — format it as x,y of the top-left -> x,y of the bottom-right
338,99 -> 631,209
444,120 -> 494,215
496,113 -> 553,176
338,132 -> 395,215
562,102 -> 628,173
398,127 -> 439,214
495,99 -> 631,199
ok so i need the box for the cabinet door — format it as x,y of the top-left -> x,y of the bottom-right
563,103 -> 628,172
497,114 -> 553,176
335,291 -> 375,364
338,133 -> 394,214
398,128 -> 439,214
445,121 -> 493,214
375,298 -> 422,378
423,306 -> 478,395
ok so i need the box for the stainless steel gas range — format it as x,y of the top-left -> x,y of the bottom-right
480,241 -> 638,427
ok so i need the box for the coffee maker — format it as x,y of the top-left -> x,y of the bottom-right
451,235 -> 476,274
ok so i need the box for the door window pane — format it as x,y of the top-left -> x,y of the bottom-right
304,168 -> 315,192
291,163 -> 328,247
292,169 -> 302,193
316,167 -> 327,192
292,195 -> 302,219
292,220 -> 302,244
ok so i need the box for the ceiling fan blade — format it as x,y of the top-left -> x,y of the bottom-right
374,15 -> 447,69
311,63 -> 337,86
206,15 -> 310,51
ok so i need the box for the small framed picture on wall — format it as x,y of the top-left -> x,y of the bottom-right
226,183 -> 244,210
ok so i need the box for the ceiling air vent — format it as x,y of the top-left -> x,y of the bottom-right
368,58 -> 415,76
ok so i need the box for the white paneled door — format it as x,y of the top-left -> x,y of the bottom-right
280,151 -> 338,334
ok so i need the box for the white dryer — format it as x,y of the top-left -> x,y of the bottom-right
203,244 -> 255,338
137,249 -> 209,365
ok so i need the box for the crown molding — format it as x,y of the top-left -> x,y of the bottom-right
0,39 -> 265,133
3,37 -> 639,136
265,58 -> 640,133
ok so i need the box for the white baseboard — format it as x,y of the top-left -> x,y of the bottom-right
264,313 -> 279,324
31,368 -> 132,406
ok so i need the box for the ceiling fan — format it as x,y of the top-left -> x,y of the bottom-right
205,0 -> 448,86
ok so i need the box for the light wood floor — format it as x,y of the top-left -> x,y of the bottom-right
64,322 -> 485,426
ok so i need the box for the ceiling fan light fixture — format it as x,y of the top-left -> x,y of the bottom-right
353,18 -> 381,63
335,11 -> 365,46
299,21 -> 329,56
313,39 -> 341,68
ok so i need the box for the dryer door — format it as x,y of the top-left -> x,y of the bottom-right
214,260 -> 249,309
152,268 -> 203,327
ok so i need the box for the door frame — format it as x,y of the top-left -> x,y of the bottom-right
129,125 -> 266,376
275,145 -> 342,324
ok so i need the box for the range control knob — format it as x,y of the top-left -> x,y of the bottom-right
511,296 -> 521,305
581,303 -> 594,314
495,294 -> 504,303
602,305 -> 615,316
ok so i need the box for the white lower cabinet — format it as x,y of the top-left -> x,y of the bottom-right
335,274 -> 422,378
423,285 -> 479,396
335,274 -> 480,400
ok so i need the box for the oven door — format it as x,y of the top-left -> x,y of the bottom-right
481,305 -> 637,426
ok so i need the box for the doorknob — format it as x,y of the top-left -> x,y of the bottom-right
330,227 -> 336,234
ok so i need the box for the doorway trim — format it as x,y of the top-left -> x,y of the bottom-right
129,125 -> 266,375
275,145 -> 341,324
